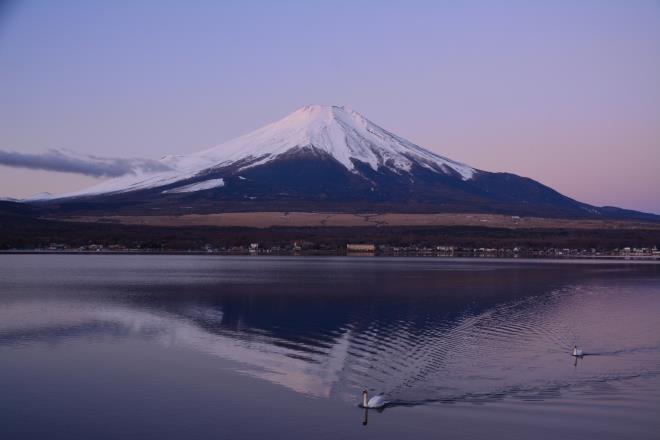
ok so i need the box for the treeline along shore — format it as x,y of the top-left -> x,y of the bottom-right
1,209 -> 659,256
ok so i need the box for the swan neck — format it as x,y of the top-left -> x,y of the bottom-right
362,391 -> 368,408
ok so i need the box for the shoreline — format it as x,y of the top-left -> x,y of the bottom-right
1,249 -> 659,263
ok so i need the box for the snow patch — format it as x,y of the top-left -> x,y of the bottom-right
162,178 -> 225,194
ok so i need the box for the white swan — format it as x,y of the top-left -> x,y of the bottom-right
572,345 -> 584,356
361,390 -> 388,409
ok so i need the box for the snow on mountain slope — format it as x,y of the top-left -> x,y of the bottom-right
24,192 -> 55,202
52,105 -> 475,199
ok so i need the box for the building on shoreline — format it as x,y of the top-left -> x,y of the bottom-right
346,243 -> 375,254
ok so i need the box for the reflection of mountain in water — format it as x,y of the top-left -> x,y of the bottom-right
1,257 -> 659,405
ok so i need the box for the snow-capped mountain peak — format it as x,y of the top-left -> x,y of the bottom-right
193,104 -> 474,178
51,105 -> 475,198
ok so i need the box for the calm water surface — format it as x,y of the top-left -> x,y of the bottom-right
1,255 -> 659,439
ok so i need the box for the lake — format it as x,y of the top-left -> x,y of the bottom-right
1,255 -> 659,439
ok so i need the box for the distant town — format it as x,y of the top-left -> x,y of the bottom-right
4,241 -> 659,259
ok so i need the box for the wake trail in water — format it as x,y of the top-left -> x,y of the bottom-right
382,369 -> 660,409
342,285 -> 660,408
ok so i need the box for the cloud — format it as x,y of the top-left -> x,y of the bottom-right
0,149 -> 172,177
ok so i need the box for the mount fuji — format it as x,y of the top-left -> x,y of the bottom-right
36,105 -> 657,220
